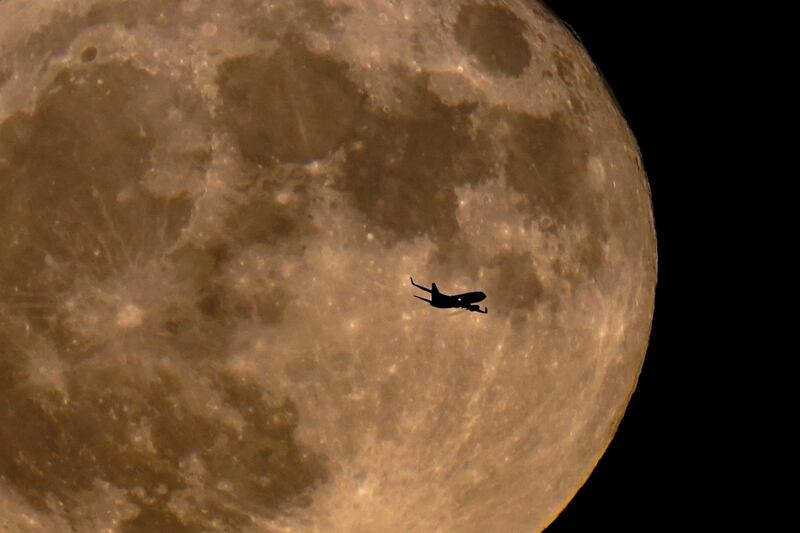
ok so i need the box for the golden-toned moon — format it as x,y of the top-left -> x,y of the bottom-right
0,1 -> 656,531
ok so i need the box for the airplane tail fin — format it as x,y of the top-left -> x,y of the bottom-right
431,282 -> 439,295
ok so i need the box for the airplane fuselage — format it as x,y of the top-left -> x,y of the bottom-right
430,291 -> 486,308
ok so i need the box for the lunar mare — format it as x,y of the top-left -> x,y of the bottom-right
0,1 -> 656,532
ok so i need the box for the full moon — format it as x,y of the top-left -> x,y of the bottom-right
0,0 -> 656,531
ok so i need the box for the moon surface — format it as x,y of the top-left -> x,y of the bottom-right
0,1 -> 656,531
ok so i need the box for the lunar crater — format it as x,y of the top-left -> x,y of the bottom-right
80,45 -> 98,62
454,3 -> 532,77
216,43 -> 364,165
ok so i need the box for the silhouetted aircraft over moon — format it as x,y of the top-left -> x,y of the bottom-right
410,277 -> 488,314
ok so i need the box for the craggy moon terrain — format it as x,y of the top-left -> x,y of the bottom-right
0,1 -> 656,531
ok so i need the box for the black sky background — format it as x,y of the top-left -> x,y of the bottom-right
539,2 -> 717,530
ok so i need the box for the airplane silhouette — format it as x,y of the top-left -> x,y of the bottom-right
410,277 -> 488,314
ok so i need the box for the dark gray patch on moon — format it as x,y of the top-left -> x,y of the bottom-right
0,364 -> 326,532
0,327 -> 26,393
162,244 -> 239,355
495,111 -> 593,224
0,62 -> 192,319
454,3 -> 532,77
216,41 -> 364,164
339,71 -> 487,245
16,1 -> 189,67
430,234 -> 483,281
230,283 -> 292,325
486,251 -> 544,313
224,182 -> 316,249
479,108 -> 607,279
206,178 -> 318,325
17,12 -> 87,63
82,0 -> 191,30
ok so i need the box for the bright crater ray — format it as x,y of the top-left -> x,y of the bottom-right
0,1 -> 656,532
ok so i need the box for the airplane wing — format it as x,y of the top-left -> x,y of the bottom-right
410,277 -> 433,294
